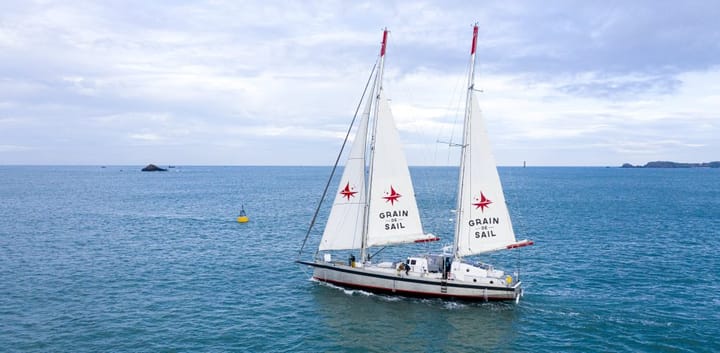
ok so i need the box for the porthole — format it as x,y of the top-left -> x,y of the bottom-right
473,279 -> 477,282
490,281 -> 494,284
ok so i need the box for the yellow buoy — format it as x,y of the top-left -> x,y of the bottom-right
237,205 -> 249,223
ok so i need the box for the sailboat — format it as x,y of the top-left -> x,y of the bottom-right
298,26 -> 533,302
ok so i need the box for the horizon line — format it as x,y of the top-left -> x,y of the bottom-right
0,163 -> 640,168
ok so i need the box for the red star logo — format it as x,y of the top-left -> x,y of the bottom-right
383,185 -> 402,205
340,182 -> 357,200
472,192 -> 492,212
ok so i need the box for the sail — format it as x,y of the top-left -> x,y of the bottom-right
366,91 -> 432,247
318,89 -> 373,251
455,93 -> 517,256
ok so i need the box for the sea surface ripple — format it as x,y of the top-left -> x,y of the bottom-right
0,166 -> 718,352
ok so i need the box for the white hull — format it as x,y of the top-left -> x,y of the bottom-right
299,260 -> 521,302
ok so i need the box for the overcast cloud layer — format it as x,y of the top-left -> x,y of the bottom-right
1,0 -> 718,166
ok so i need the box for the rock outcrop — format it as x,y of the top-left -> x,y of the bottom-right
141,164 -> 168,172
621,161 -> 720,168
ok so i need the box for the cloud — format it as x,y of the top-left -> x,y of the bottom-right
0,1 -> 718,165
0,144 -> 33,152
556,74 -> 682,100
128,133 -> 163,142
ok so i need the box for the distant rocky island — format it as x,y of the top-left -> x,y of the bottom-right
621,161 -> 720,168
141,164 -> 168,172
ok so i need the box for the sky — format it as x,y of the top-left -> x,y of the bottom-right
1,0 -> 719,166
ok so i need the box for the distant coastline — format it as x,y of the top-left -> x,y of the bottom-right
621,161 -> 720,168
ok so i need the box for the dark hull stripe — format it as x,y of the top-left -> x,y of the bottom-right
297,260 -> 517,292
315,277 -> 514,302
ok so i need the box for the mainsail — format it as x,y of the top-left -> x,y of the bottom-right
366,91 -> 428,246
452,24 -> 528,257
455,94 -> 517,256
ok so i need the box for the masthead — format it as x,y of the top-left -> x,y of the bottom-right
470,24 -> 478,54
380,28 -> 388,57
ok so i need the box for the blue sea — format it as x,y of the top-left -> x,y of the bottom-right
1,166 -> 718,352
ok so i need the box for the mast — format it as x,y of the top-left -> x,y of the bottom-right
453,24 -> 479,261
361,28 -> 388,262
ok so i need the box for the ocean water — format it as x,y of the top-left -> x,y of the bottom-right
1,166 -> 718,352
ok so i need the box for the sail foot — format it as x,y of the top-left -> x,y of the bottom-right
506,239 -> 534,249
414,236 -> 440,243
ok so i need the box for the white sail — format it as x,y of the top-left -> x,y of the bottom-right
455,93 -> 517,256
366,91 -> 432,247
318,89 -> 373,251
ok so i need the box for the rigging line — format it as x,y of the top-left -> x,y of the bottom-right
446,63 -> 470,166
297,58 -> 379,260
368,246 -> 387,260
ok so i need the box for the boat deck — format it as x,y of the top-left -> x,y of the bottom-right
322,260 -> 513,287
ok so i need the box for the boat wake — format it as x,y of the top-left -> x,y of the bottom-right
309,277 -> 376,297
